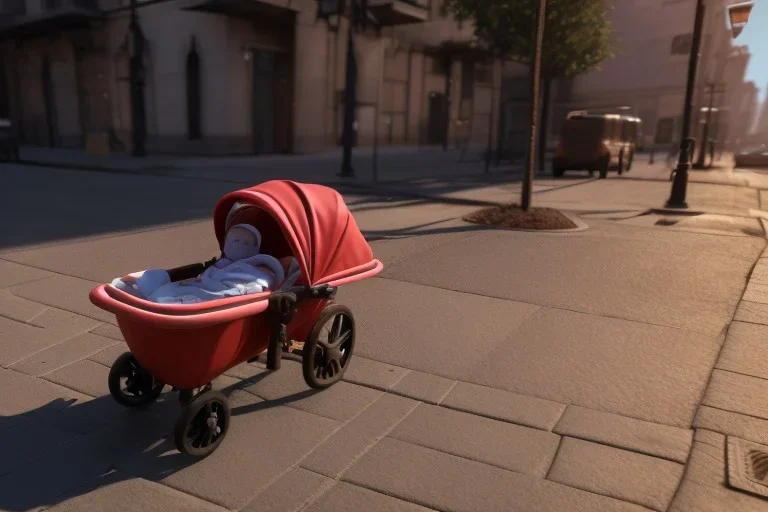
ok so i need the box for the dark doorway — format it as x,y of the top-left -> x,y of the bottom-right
0,61 -> 10,119
427,91 -> 447,146
250,49 -> 292,155
42,53 -> 58,147
186,36 -> 202,140
251,50 -> 275,155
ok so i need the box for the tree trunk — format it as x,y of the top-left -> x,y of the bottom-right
537,76 -> 552,173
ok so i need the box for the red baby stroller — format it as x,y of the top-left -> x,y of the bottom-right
90,180 -> 382,457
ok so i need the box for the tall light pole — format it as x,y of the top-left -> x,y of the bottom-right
520,0 -> 546,211
667,0 -> 753,208
129,0 -> 147,157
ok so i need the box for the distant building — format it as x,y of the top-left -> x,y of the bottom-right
549,0 -> 750,153
0,0 -> 515,156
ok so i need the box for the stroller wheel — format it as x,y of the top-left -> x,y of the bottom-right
174,390 -> 230,457
302,304 -> 355,389
108,352 -> 165,408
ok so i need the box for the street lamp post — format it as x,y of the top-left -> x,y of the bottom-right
667,0 -> 753,207
665,0 -> 706,208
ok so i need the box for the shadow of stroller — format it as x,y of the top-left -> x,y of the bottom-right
0,368 -> 323,511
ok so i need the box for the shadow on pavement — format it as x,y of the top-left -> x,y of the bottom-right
0,372 -> 319,511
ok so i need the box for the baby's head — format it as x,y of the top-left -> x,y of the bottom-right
223,224 -> 261,261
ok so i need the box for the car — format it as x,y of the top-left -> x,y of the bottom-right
734,146 -> 768,168
553,112 -> 641,179
0,119 -> 19,162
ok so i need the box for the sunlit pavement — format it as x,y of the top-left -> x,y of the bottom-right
1,161 -> 768,511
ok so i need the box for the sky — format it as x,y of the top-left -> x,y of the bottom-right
739,0 -> 768,103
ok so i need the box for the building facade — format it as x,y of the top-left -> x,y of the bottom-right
550,0 -> 752,153
0,0 -> 508,155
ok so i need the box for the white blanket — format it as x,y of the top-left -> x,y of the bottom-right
112,254 -> 285,304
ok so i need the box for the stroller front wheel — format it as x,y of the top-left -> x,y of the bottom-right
108,352 -> 165,408
174,390 -> 230,457
302,304 -> 356,389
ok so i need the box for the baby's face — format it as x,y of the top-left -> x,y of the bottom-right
227,227 -> 257,248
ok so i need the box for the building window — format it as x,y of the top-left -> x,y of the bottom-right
655,117 -> 675,144
671,34 -> 692,56
461,58 -> 474,100
474,63 -> 493,85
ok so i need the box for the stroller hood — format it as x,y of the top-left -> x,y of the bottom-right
213,180 -> 376,288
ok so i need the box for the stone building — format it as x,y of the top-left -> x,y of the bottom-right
550,0 -> 752,153
0,0 -> 510,155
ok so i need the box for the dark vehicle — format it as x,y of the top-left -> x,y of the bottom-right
0,119 -> 19,162
553,112 -> 641,179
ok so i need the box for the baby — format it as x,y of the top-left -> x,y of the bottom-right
112,224 -> 285,304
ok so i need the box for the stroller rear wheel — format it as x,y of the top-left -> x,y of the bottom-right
108,352 -> 165,408
302,304 -> 356,389
174,390 -> 230,457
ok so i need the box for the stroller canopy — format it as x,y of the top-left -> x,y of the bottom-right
213,180 -> 374,287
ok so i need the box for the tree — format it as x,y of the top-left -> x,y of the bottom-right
444,0 -> 615,174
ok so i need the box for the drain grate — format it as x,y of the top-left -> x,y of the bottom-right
727,436 -> 768,497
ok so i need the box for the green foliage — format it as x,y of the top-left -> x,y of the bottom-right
443,0 -> 616,79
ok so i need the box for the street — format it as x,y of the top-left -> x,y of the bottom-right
1,159 -> 768,511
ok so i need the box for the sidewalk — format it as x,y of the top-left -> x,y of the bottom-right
1,163 -> 768,511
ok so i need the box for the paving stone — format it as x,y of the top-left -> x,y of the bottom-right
46,476 -> 230,511
117,389 -> 340,510
11,332 -> 118,377
735,300 -> 768,325
0,259 -> 52,288
44,359 -> 111,397
302,393 -> 419,478
342,356 -> 410,391
223,361 -> 268,380
547,437 -> 684,511
694,405 -> 768,447
3,220 -> 219,284
465,307 -> 722,428
716,321 -> 768,380
553,405 -> 693,463
240,360 -> 382,422
305,482 -> 436,512
29,307 -> 101,335
343,437 -> 649,512
89,323 -> 125,341
0,415 -> 78,477
703,369 -> 768,420
390,370 -> 456,405
0,289 -> 48,322
242,467 -> 331,512
744,281 -> 768,305
441,381 -> 565,431
668,430 -> 768,512
0,316 -> 73,367
0,413 -> 166,512
381,224 -> 760,336
87,341 -> 130,367
11,274 -> 114,323
368,230 -> 477,268
0,367 -> 86,416
390,404 -> 560,477
335,278 -> 541,378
